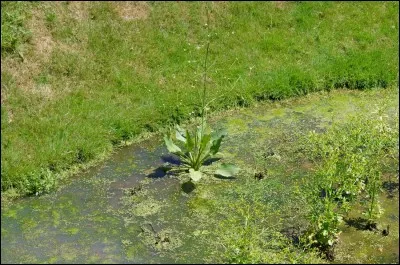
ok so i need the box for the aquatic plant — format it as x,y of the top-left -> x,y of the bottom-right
164,123 -> 239,182
303,177 -> 344,260
302,164 -> 344,260
301,111 -> 398,259
163,8 -> 238,182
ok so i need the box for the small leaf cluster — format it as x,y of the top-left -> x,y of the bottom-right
164,123 -> 239,182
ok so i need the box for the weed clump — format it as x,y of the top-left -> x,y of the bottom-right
300,108 -> 398,259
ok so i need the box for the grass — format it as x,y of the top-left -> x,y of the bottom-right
1,1 -> 32,54
1,1 -> 399,198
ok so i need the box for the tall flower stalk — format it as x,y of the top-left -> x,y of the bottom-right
163,5 -> 239,182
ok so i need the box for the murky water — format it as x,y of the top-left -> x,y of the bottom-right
1,89 -> 399,263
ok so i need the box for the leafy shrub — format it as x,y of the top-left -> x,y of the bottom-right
301,108 -> 399,253
21,168 -> 57,196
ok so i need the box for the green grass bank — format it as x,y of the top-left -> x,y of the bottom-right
1,1 -> 399,198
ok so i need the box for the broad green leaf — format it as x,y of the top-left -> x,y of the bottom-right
180,154 -> 192,166
215,163 -> 239,177
210,136 -> 223,155
175,125 -> 186,143
164,135 -> 182,154
198,134 -> 212,162
197,126 -> 202,143
189,169 -> 203,182
185,129 -> 194,151
200,133 -> 211,151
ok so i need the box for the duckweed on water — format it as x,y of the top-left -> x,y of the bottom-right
139,226 -> 183,252
133,199 -> 163,217
1,89 -> 398,263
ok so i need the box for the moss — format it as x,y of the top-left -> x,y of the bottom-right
139,227 -> 183,252
3,209 -> 18,219
65,227 -> 79,235
52,210 -> 60,227
133,199 -> 162,217
47,257 -> 58,263
334,192 -> 400,264
20,218 -> 38,230
225,118 -> 248,135
124,243 -> 147,261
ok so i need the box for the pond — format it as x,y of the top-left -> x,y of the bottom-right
1,88 -> 398,263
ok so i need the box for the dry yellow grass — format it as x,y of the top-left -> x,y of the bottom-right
113,1 -> 150,21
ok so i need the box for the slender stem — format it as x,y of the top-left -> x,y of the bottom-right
200,4 -> 210,142
368,180 -> 376,221
201,42 -> 210,134
194,4 -> 210,171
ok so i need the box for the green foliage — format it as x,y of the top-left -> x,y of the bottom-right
303,180 -> 344,250
44,11 -> 57,29
1,1 -> 31,54
209,180 -> 323,264
362,169 -> 383,227
302,109 -> 399,251
20,168 -> 57,196
164,122 -> 238,182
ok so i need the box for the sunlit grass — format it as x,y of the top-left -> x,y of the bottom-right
1,1 -> 398,197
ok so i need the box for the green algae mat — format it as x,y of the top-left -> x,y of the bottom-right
1,88 -> 399,264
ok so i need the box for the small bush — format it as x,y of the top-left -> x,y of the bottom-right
301,109 -> 399,255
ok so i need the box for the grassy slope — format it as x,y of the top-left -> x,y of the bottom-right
1,1 -> 399,197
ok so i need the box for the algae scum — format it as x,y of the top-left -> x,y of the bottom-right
1,89 -> 399,264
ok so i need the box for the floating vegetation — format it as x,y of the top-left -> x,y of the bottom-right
1,89 -> 398,263
139,224 -> 183,252
133,199 -> 163,217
